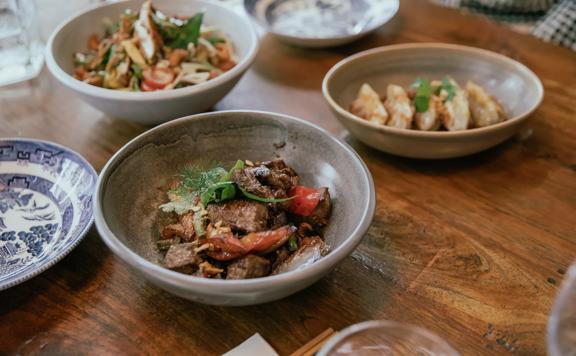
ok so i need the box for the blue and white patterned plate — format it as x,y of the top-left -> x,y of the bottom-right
0,138 -> 97,290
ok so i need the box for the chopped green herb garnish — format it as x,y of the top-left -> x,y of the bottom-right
175,163 -> 227,197
200,181 -> 236,205
101,45 -> 115,66
287,235 -> 298,252
131,63 -> 143,79
170,13 -> 203,49
208,37 -> 226,45
414,79 -> 432,113
223,160 -> 245,182
435,77 -> 457,102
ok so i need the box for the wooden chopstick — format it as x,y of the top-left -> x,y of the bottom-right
290,328 -> 336,356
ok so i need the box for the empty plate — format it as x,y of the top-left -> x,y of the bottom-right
0,138 -> 97,290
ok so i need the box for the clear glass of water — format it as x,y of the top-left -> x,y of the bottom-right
317,320 -> 460,356
548,262 -> 576,355
0,0 -> 44,86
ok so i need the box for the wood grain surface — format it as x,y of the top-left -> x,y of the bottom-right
1,0 -> 575,354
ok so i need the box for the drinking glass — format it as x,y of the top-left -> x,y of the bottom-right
317,320 -> 460,356
0,0 -> 43,86
548,263 -> 576,355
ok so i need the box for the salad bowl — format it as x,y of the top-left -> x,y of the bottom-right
46,0 -> 259,124
94,110 -> 375,306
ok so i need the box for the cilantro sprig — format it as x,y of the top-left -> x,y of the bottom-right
411,76 -> 458,113
162,160 -> 291,213
413,78 -> 432,113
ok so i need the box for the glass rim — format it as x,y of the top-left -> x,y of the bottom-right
317,320 -> 460,356
547,263 -> 576,356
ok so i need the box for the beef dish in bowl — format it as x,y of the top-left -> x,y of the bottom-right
94,110 -> 375,305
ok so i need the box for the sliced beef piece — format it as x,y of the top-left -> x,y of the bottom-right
268,208 -> 288,229
164,243 -> 202,274
160,213 -> 195,241
302,188 -> 331,228
232,168 -> 273,198
161,224 -> 185,240
226,255 -> 271,279
272,237 -> 328,275
207,200 -> 269,233
257,160 -> 299,193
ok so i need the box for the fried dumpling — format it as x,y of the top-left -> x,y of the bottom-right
384,84 -> 414,129
466,81 -> 506,128
349,83 -> 389,125
415,95 -> 442,131
441,80 -> 470,131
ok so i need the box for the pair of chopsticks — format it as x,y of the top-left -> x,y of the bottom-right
290,328 -> 337,356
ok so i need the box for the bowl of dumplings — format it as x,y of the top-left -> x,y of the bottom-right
322,43 -> 544,159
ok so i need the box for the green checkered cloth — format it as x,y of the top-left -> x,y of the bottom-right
433,0 -> 576,51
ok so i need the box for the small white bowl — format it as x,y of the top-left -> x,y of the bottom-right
46,0 -> 259,125
323,43 -> 544,159
244,0 -> 399,48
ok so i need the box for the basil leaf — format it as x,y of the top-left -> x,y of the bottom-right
414,79 -> 432,113
222,160 -> 245,182
220,183 -> 236,201
200,181 -> 236,205
170,13 -> 203,49
238,187 -> 294,203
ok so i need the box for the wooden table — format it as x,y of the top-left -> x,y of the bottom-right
1,0 -> 575,354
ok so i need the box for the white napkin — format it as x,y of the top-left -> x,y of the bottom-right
223,333 -> 279,356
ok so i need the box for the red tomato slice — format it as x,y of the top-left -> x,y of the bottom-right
142,66 -> 175,90
240,225 -> 295,254
287,186 -> 322,216
207,226 -> 295,261
141,81 -> 157,92
207,234 -> 246,261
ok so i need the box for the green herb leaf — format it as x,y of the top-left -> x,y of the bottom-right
223,160 -> 245,182
159,193 -> 197,214
208,37 -> 225,45
238,187 -> 294,203
176,164 -> 227,196
170,13 -> 203,49
131,63 -> 143,79
193,208 -> 206,237
200,181 -> 236,205
414,79 -> 432,113
287,235 -> 298,252
153,15 -> 181,43
435,77 -> 457,102
101,45 -> 115,66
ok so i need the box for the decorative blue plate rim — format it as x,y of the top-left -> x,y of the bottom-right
0,138 -> 97,290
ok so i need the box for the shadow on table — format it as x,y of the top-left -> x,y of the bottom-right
249,15 -> 404,91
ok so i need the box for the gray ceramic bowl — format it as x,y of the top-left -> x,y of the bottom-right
94,110 -> 375,306
323,43 -> 544,159
244,0 -> 399,48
